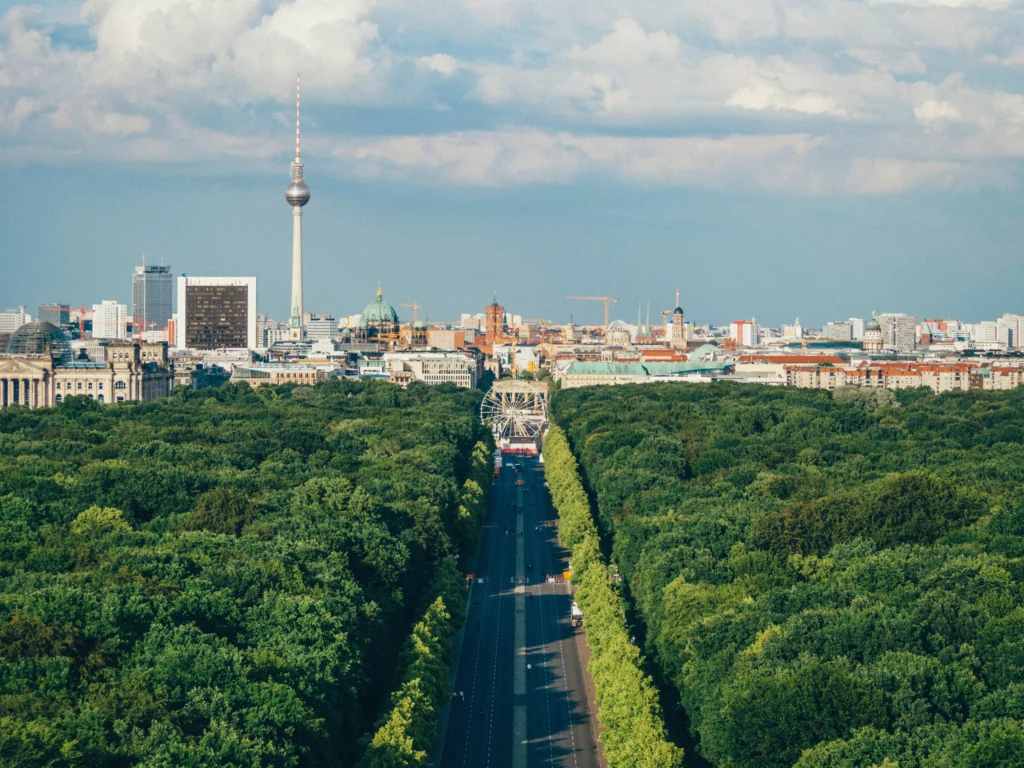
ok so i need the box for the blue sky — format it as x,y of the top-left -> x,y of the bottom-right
2,0 -> 1024,327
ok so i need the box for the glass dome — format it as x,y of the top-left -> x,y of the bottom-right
5,321 -> 73,366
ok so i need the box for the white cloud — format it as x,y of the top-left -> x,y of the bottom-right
418,53 -> 460,76
3,0 -> 1024,196
868,0 -> 1011,8
985,48 -> 1024,66
914,98 -> 963,127
0,96 -> 41,133
332,128 -> 826,189
844,48 -> 927,74
847,157 -> 962,194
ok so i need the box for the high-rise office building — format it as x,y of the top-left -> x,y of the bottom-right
38,304 -> 70,326
176,277 -> 257,350
0,307 -> 31,334
92,300 -> 128,339
132,264 -> 174,339
878,313 -> 916,352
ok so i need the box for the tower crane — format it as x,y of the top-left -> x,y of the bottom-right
565,296 -> 619,329
400,301 -> 423,323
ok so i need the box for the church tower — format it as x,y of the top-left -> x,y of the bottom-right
670,289 -> 687,349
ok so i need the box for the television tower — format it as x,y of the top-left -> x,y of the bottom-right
285,73 -> 311,340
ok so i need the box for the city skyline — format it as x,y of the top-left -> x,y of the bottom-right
4,0 -> 1024,327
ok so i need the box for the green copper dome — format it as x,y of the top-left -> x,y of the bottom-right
359,284 -> 400,328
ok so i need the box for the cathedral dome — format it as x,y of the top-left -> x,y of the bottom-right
359,285 -> 400,328
865,318 -> 882,332
5,321 -> 72,366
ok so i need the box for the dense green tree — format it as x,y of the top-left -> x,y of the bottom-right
0,379 -> 490,768
551,383 -> 1024,768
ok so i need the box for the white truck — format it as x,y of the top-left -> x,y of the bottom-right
570,601 -> 584,628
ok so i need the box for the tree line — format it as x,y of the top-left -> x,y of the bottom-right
544,426 -> 683,768
0,380 -> 491,768
551,383 -> 1024,768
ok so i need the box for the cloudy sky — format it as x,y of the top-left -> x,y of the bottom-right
2,0 -> 1024,327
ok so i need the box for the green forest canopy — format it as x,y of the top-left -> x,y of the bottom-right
0,381 -> 489,768
552,383 -> 1024,768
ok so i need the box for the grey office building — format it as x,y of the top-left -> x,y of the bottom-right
38,304 -> 70,326
132,265 -> 174,336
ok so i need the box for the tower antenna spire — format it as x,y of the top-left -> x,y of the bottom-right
295,72 -> 301,163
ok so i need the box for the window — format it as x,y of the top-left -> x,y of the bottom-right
115,381 -> 127,391
116,396 -> 125,403
98,383 -> 103,390
55,395 -> 62,403
88,382 -> 93,390
89,394 -> 94,399
77,382 -> 82,389
55,382 -> 61,389
98,395 -> 104,403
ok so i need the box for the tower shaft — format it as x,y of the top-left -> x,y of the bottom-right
290,206 -> 303,338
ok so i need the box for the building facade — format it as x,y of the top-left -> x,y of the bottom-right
383,351 -> 480,388
0,307 -> 31,334
230,364 -> 334,388
878,313 -> 916,352
305,315 -> 337,341
486,298 -> 505,343
92,300 -> 128,340
823,321 -> 853,341
0,322 -> 173,409
38,304 -> 70,326
132,264 -> 174,339
176,276 -> 257,350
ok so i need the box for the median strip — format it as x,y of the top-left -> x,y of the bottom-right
543,426 -> 684,768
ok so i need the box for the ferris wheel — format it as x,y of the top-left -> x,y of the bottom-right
480,380 -> 549,442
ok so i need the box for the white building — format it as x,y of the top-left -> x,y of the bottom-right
92,300 -> 128,340
849,318 -> 865,340
730,320 -> 760,347
265,328 -> 290,346
176,277 -> 258,350
0,307 -> 31,334
822,321 -> 853,342
782,319 -> 803,340
383,351 -> 480,388
1000,314 -> 1024,348
305,315 -> 337,342
974,320 -> 1013,350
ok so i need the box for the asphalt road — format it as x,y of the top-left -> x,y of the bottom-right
438,456 -> 602,768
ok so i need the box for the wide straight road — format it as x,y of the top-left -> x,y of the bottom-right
437,455 -> 602,768
522,457 -> 603,768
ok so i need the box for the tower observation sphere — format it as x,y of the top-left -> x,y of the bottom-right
286,178 -> 310,207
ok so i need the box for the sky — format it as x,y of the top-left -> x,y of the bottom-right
2,0 -> 1024,328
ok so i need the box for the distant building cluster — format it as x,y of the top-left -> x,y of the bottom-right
7,78 -> 1024,409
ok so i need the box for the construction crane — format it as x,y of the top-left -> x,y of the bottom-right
400,301 -> 423,324
566,296 -> 619,328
